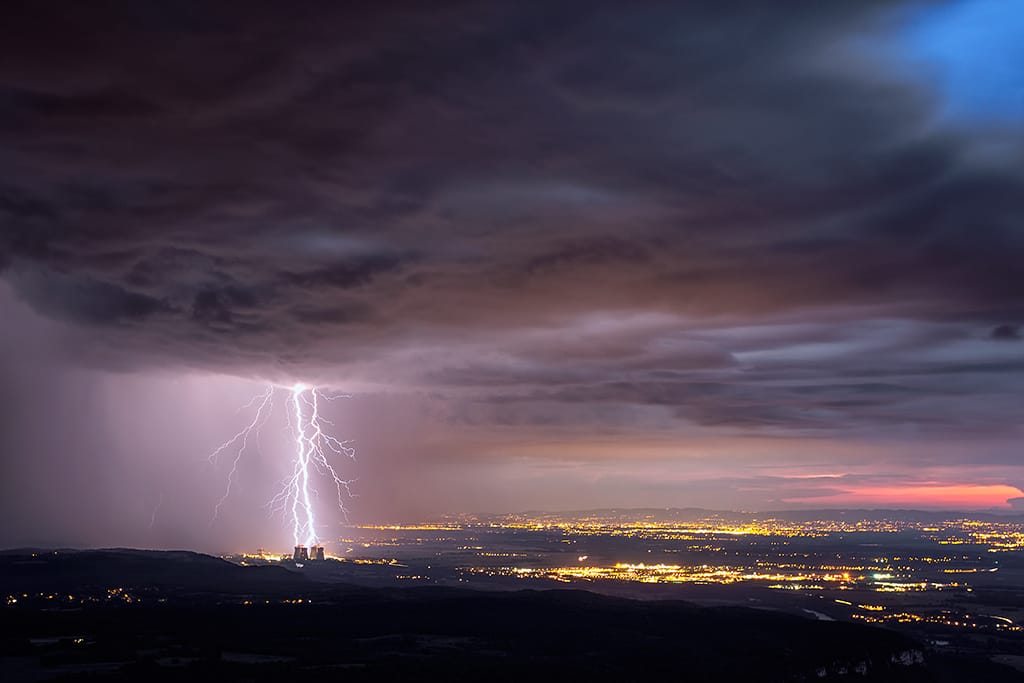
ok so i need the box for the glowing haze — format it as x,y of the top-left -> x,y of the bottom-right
1,1 -> 1024,551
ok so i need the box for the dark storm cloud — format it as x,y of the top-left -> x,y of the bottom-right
992,324 -> 1022,341
2,0 -> 1023,436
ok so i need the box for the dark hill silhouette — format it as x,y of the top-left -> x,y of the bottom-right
0,548 -> 303,593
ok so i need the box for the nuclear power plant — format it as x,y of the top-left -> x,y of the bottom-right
292,545 -> 326,563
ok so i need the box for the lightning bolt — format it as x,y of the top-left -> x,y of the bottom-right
209,385 -> 275,521
149,492 -> 164,530
207,383 -> 356,546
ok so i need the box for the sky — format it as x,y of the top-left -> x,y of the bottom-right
1,1 -> 1023,552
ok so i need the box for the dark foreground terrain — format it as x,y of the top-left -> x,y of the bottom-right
1,549 -> 1021,682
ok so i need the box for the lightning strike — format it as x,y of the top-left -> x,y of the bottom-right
149,492 -> 164,530
209,385 -> 275,521
207,383 -> 356,547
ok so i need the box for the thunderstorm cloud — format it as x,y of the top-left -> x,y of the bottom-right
1,0 -> 1023,492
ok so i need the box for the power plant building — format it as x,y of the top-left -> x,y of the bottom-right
293,545 -> 325,562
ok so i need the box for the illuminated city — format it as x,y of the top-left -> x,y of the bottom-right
110,509 -> 1012,647
8,509 -> 1024,656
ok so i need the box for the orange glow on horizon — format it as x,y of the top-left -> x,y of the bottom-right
783,484 -> 1024,509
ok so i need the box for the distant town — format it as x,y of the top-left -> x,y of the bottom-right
5,508 -> 1024,678
196,509 -> 1024,652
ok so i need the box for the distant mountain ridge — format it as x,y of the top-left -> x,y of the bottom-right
463,507 -> 1024,524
